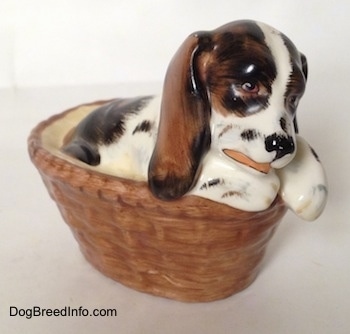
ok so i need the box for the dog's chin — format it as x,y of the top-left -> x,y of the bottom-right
270,153 -> 296,169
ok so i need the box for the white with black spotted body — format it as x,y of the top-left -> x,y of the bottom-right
63,20 -> 327,220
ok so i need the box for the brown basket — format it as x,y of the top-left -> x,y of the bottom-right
28,101 -> 287,302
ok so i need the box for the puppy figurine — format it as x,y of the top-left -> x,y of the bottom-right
62,20 -> 327,221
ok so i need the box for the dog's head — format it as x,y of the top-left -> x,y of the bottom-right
149,20 -> 308,200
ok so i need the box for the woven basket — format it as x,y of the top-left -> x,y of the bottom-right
28,101 -> 287,302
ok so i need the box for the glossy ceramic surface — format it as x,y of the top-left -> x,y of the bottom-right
62,20 -> 327,220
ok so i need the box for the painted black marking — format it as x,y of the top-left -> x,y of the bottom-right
222,190 -> 244,198
280,117 -> 287,133
199,178 -> 224,190
219,124 -> 233,138
281,34 -> 307,121
133,120 -> 152,135
310,146 -> 320,162
316,184 -> 327,194
293,117 -> 299,134
208,178 -> 221,187
241,129 -> 259,141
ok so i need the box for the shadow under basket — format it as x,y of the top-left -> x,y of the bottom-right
28,100 -> 287,303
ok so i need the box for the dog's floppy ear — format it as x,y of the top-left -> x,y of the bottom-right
148,32 -> 213,200
294,53 -> 308,134
300,53 -> 308,81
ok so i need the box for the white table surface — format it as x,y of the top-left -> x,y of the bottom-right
1,82 -> 349,334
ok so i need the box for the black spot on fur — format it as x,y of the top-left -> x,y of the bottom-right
280,117 -> 287,133
241,129 -> 259,141
133,120 -> 152,135
222,190 -> 244,198
200,178 -> 224,190
208,178 -> 221,187
310,146 -> 320,162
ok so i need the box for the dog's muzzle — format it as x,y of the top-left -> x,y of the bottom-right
265,134 -> 295,160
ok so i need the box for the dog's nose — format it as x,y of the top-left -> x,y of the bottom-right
265,134 -> 295,159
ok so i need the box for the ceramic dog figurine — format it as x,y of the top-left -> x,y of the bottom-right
62,20 -> 327,220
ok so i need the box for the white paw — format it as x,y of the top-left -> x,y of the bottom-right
277,135 -> 328,221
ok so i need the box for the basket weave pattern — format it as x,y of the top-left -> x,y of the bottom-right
28,104 -> 287,302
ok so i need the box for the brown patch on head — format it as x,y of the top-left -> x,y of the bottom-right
203,21 -> 277,117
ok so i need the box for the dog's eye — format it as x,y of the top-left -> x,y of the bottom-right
241,81 -> 259,93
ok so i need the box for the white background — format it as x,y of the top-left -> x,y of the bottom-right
1,1 -> 350,333
1,0 -> 349,88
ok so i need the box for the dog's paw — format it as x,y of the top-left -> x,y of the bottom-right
277,135 -> 328,221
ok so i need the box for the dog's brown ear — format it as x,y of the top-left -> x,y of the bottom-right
148,32 -> 213,200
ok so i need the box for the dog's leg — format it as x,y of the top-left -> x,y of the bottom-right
63,140 -> 100,166
276,135 -> 328,220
